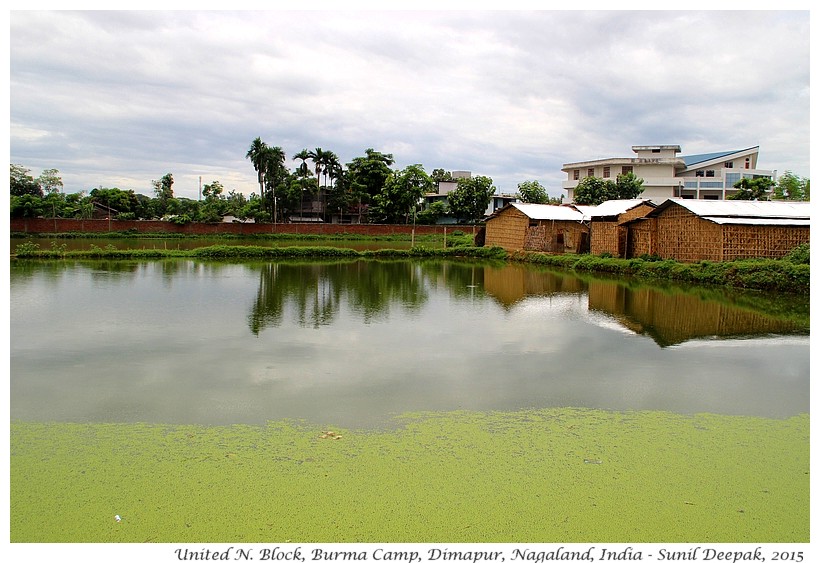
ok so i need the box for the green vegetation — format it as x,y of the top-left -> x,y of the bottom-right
509,249 -> 810,294
10,408 -> 808,543
572,172 -> 645,205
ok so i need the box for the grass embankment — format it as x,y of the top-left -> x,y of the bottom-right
10,409 -> 808,543
508,250 -> 810,294
13,240 -> 809,293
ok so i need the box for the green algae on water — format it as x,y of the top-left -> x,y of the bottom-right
10,408 -> 809,543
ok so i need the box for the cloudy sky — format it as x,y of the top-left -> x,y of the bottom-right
9,9 -> 811,200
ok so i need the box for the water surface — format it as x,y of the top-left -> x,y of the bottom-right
10,259 -> 809,428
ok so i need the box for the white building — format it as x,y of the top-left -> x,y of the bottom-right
562,145 -> 774,203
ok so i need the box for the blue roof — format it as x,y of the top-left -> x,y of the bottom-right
681,147 -> 757,167
680,150 -> 738,167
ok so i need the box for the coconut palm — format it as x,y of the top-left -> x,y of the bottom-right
262,145 -> 288,222
246,137 -> 268,200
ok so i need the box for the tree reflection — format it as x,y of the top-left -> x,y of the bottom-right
247,260 -> 433,334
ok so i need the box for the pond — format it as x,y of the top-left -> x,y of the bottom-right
10,258 -> 809,428
9,257 -> 810,543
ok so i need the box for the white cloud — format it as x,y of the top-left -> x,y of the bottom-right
9,10 -> 810,200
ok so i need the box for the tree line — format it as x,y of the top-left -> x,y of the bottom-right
11,139 -> 550,224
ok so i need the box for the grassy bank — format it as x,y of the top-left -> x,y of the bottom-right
12,240 -> 809,293
10,408 -> 808,543
508,250 -> 810,294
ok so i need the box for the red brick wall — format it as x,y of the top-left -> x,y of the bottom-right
10,218 -> 452,237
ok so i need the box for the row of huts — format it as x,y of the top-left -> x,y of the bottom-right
484,198 -> 810,262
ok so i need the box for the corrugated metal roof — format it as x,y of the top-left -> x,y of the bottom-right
667,199 -> 810,219
703,217 -> 810,227
585,198 -> 654,217
680,150 -> 738,167
508,202 -> 586,221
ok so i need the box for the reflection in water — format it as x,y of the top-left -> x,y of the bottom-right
587,282 -> 807,347
248,260 -> 488,333
10,258 -> 809,427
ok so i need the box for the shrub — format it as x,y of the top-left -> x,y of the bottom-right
786,243 -> 810,265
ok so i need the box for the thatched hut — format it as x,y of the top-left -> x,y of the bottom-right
573,199 -> 656,257
484,203 -> 589,253
625,199 -> 810,262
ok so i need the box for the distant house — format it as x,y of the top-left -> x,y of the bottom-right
562,145 -> 775,202
91,201 -> 119,220
222,215 -> 255,224
422,170 -> 518,224
484,203 -> 589,253
624,199 -> 810,261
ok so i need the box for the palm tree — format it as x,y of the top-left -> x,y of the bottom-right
293,149 -> 314,219
263,145 -> 287,222
246,137 -> 268,200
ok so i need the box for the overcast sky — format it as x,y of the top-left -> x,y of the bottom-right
9,9 -> 811,200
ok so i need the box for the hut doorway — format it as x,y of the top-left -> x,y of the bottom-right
580,231 -> 590,254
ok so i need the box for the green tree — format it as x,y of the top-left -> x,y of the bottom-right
10,164 -> 43,197
447,175 -> 496,223
572,176 -> 615,205
198,180 -> 227,222
416,200 -> 449,224
152,173 -> 175,216
370,164 -> 432,224
246,137 -> 268,200
573,172 -> 644,205
10,194 -> 46,217
771,171 -> 810,201
38,168 -> 63,194
262,146 -> 289,222
729,177 -> 774,200
430,168 -> 453,188
89,187 -> 140,215
346,148 -> 395,203
516,180 -> 549,204
615,171 -> 645,199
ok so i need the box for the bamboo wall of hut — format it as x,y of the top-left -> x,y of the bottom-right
589,201 -> 654,257
652,204 -> 809,262
719,224 -> 810,260
484,206 -> 530,251
523,221 -> 589,253
590,223 -> 621,256
654,204 -> 724,262
484,204 -> 590,253
626,218 -> 656,257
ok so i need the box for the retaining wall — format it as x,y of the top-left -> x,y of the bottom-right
11,218 -> 455,237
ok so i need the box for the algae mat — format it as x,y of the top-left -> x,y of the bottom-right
10,408 -> 808,543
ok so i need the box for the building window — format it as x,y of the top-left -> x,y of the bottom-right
603,166 -> 610,178
621,166 -> 633,175
587,168 -> 594,177
724,162 -> 733,168
705,170 -> 715,177
573,170 -> 579,181
696,170 -> 705,177
745,157 -> 750,169
652,149 -> 661,153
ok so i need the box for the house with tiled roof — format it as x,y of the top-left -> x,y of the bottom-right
562,145 -> 774,203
